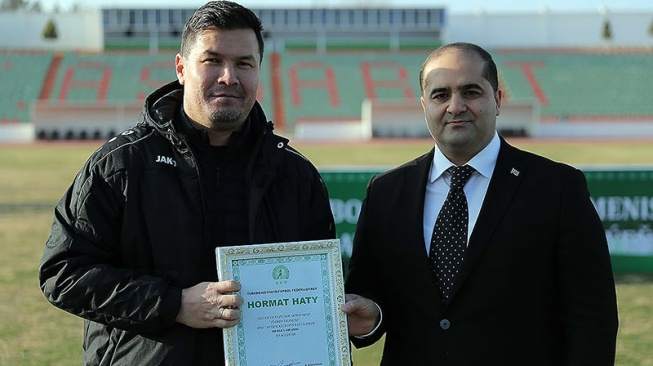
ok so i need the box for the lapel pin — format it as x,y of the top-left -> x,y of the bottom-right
510,168 -> 520,177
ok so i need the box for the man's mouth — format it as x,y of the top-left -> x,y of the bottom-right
446,119 -> 470,126
212,94 -> 241,99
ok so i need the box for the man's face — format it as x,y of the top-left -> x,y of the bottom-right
176,27 -> 260,134
420,49 -> 501,161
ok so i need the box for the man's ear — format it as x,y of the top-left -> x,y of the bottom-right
494,89 -> 503,116
175,53 -> 186,85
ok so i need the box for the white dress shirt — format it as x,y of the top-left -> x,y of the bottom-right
423,132 -> 501,254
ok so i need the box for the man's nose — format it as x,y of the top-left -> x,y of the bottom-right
447,94 -> 467,115
218,64 -> 238,85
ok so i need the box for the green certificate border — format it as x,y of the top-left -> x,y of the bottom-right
216,239 -> 351,366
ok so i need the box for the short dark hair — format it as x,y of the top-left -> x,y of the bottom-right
419,42 -> 498,93
180,1 -> 265,62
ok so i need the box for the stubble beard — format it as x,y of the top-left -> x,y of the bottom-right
208,108 -> 247,132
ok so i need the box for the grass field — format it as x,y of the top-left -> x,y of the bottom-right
1,138 -> 652,365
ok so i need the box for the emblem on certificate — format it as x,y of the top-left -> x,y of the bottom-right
216,239 -> 352,366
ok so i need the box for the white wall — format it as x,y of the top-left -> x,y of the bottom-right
446,12 -> 653,48
0,9 -> 652,51
0,10 -> 103,51
32,102 -> 140,139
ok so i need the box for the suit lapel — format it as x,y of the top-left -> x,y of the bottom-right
448,139 -> 526,304
397,149 -> 447,307
398,149 -> 434,259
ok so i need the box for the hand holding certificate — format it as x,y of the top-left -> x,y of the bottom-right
216,239 -> 351,366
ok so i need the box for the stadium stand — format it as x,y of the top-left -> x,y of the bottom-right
280,50 -> 424,130
0,50 -> 53,122
4,46 -> 653,140
45,51 -> 176,103
2,6 -> 653,140
41,50 -> 272,110
281,50 -> 420,139
283,48 -> 653,135
29,49 -> 274,140
495,50 -> 653,122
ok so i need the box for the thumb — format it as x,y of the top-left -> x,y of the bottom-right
341,294 -> 367,313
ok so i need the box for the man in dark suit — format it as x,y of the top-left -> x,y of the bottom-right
341,42 -> 618,365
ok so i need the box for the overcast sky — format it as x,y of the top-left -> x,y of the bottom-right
38,0 -> 653,14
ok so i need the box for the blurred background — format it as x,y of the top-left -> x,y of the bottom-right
1,0 -> 653,142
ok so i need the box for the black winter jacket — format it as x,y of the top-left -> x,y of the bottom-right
39,81 -> 336,365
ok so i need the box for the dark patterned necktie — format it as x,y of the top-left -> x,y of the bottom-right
429,165 -> 475,301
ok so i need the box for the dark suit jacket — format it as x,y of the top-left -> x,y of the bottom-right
345,138 -> 618,366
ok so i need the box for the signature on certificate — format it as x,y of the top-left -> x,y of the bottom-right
270,361 -> 301,366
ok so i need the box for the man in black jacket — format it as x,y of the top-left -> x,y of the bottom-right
39,2 -> 335,365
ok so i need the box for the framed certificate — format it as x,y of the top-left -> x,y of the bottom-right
216,239 -> 351,366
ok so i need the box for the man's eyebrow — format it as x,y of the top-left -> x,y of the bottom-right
200,50 -> 257,62
200,50 -> 220,57
429,86 -> 449,95
239,54 -> 258,62
461,83 -> 483,90
428,82 -> 486,97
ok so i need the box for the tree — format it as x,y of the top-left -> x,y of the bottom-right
0,0 -> 41,11
602,19 -> 612,40
0,0 -> 28,10
43,18 -> 57,39
30,0 -> 40,11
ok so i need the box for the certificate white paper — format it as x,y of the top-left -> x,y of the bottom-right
216,239 -> 351,366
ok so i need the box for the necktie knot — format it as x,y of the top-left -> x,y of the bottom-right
448,165 -> 475,191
